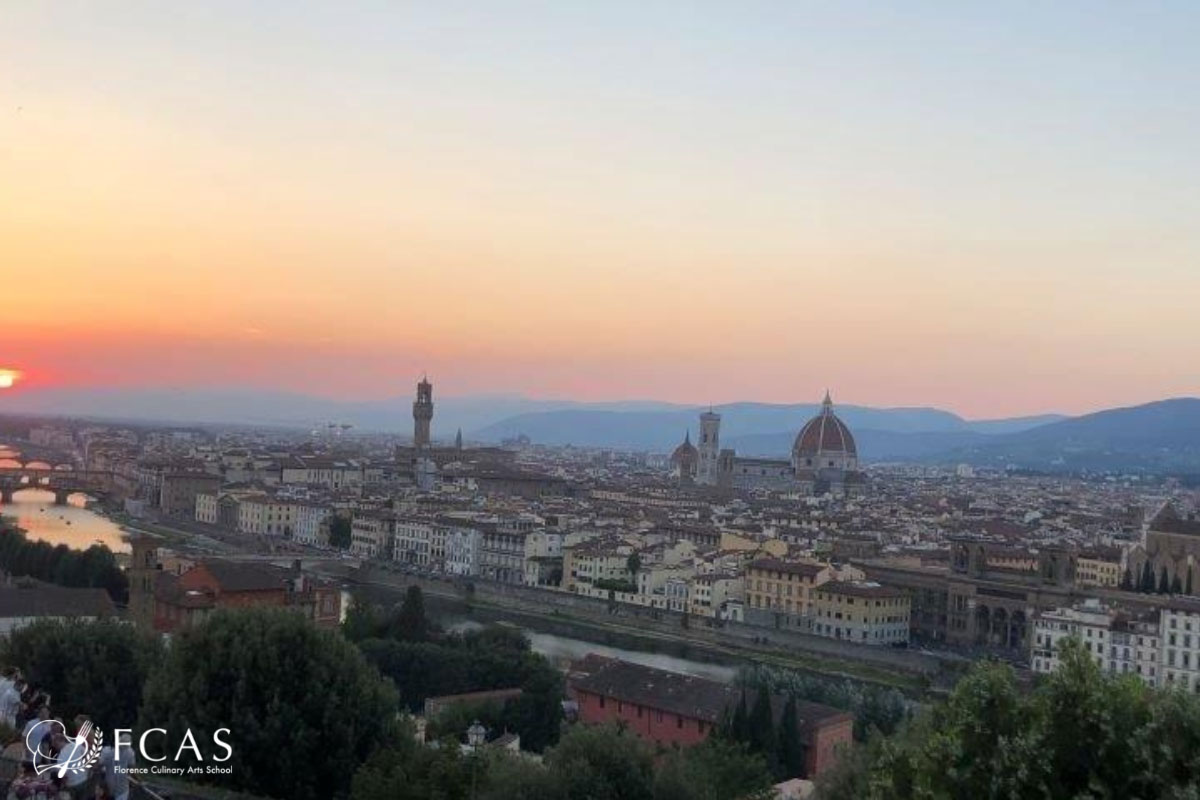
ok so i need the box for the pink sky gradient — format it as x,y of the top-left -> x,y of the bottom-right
3,3 -> 1199,419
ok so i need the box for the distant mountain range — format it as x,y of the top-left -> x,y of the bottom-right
0,388 -> 686,435
935,398 -> 1200,473
3,387 -> 1197,473
471,398 -> 1200,473
471,403 -> 1065,453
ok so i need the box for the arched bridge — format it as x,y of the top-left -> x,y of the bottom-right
0,466 -> 116,505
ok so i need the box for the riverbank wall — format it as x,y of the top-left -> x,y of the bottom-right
347,565 -> 952,690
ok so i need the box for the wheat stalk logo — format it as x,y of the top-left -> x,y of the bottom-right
28,719 -> 103,777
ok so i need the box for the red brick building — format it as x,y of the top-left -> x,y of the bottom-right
151,559 -> 341,633
568,655 -> 853,778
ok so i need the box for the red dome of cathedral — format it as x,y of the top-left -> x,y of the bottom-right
793,392 -> 857,458
671,430 -> 699,466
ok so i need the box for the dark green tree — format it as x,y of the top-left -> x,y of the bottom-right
328,515 -> 352,550
501,662 -> 566,752
1158,566 -> 1170,594
351,731 -> 473,800
391,585 -> 431,642
776,694 -> 805,780
747,684 -> 779,776
0,529 -> 128,602
357,624 -> 564,749
1171,574 -> 1183,594
343,595 -> 384,642
1140,560 -> 1154,593
1120,567 -> 1133,591
727,690 -> 749,742
1188,567 -> 1195,596
544,723 -> 654,800
652,739 -> 774,800
139,608 -> 398,800
1,618 -> 162,727
476,749 -> 559,800
815,638 -> 1200,800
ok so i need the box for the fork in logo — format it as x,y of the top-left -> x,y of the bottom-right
56,720 -> 93,779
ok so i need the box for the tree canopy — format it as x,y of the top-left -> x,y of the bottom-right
140,608 -> 398,800
816,638 -> 1200,800
351,723 -> 773,800
347,590 -> 565,753
0,618 -> 162,728
328,515 -> 352,550
0,527 -> 128,602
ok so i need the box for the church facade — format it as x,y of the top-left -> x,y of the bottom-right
670,393 -> 866,497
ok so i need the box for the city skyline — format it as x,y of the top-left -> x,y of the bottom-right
4,2 -> 1200,417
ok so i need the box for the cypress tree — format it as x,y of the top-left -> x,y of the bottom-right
1158,566 -> 1170,595
1140,561 -> 1154,593
1171,575 -> 1183,595
1187,567 -> 1194,597
777,694 -> 805,780
748,684 -> 779,776
730,689 -> 749,743
1120,568 -> 1132,591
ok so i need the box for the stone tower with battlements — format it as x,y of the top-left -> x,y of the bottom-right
413,377 -> 434,448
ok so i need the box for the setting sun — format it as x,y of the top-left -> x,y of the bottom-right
0,370 -> 19,389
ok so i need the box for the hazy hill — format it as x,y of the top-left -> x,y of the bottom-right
939,398 -> 1200,472
0,387 -> 684,436
470,403 -> 1064,453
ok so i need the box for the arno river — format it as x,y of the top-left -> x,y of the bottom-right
1,445 -> 731,680
0,446 -> 129,553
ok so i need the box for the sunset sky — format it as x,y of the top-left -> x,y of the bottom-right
3,2 -> 1198,418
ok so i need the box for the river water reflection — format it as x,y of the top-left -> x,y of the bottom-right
446,619 -> 737,683
0,446 -> 128,553
0,489 -> 130,553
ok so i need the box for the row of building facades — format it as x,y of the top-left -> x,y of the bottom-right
18,382 -> 1200,669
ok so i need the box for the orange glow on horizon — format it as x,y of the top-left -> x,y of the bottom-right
3,5 -> 1200,419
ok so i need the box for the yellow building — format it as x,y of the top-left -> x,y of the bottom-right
811,581 -> 910,646
1076,548 -> 1123,588
745,558 -> 831,622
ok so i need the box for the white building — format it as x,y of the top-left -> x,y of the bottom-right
1031,599 -> 1160,687
480,522 -> 532,584
280,457 -> 364,490
293,502 -> 332,547
1161,600 -> 1200,693
196,492 -> 219,525
524,530 -> 564,587
351,514 -> 393,559
445,527 -> 482,576
236,495 -> 298,537
394,518 -> 437,567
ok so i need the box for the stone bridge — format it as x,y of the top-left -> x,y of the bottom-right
0,466 -> 115,505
